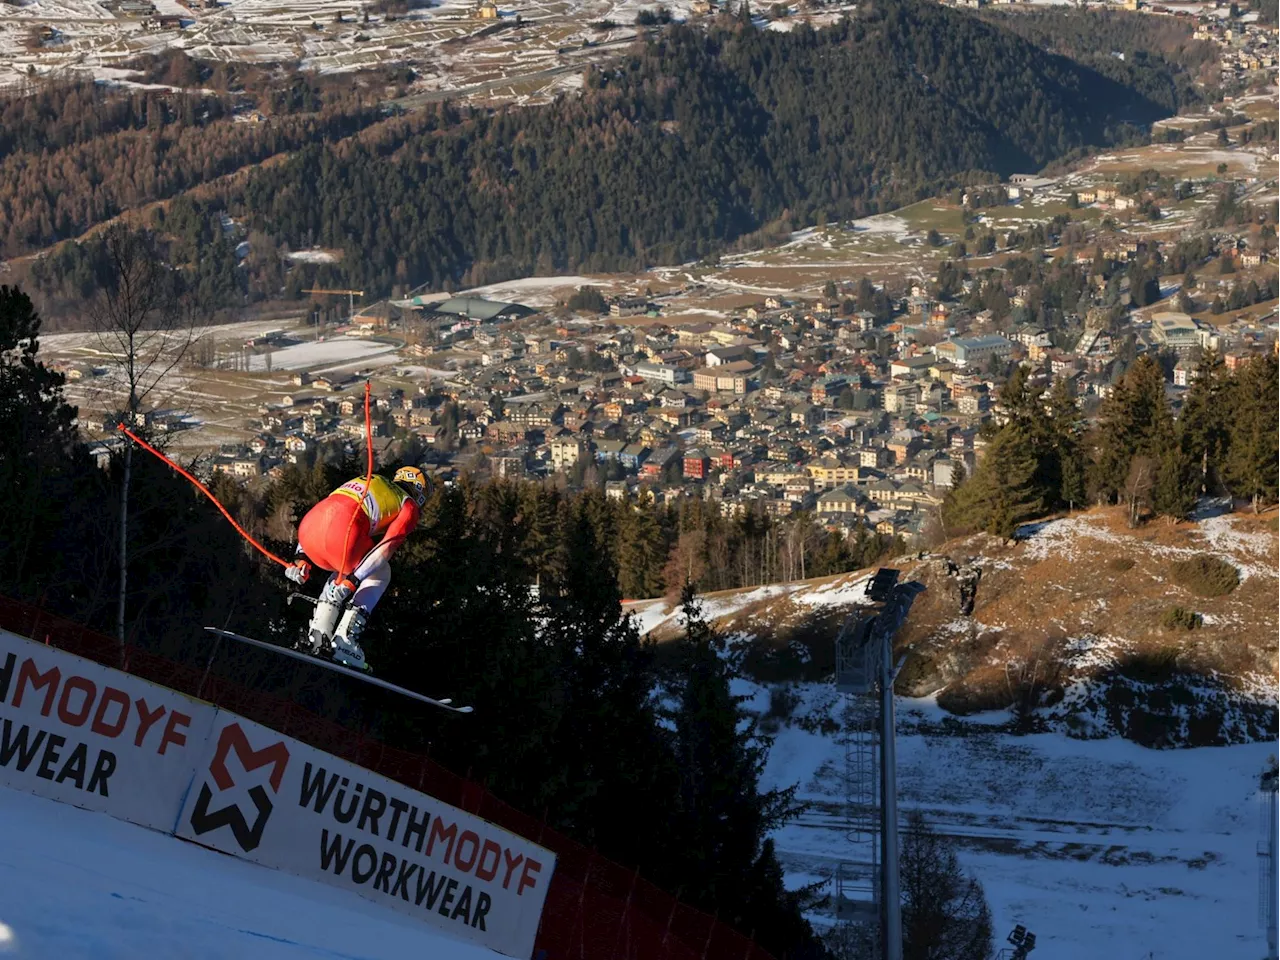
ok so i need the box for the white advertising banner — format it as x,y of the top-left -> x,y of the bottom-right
0,628 -> 219,833
176,714 -> 557,960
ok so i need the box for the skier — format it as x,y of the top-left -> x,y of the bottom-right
284,466 -> 430,670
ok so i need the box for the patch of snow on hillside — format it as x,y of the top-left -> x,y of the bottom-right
1017,512 -> 1275,581
1017,514 -> 1115,561
791,574 -> 871,609
625,600 -> 674,636
245,338 -> 394,372
1191,514 -> 1276,581
846,213 -> 910,238
1060,633 -> 1132,673
286,249 -> 339,264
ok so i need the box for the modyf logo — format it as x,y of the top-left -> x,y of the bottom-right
187,723 -> 290,852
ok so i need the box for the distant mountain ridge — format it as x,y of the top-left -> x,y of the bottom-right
239,0 -> 1194,295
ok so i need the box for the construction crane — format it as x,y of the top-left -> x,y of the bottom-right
302,289 -> 365,321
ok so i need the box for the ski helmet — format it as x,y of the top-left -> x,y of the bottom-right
393,466 -> 429,506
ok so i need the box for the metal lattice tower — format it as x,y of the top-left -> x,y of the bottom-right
832,568 -> 915,959
1261,775 -> 1279,960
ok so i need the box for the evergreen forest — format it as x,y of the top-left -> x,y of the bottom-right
7,0 -> 1208,312
238,0 -> 1196,295
941,352 -> 1280,539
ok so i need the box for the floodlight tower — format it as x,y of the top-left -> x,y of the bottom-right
832,568 -> 921,960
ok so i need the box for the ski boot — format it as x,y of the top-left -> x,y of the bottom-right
332,605 -> 371,672
303,578 -> 351,656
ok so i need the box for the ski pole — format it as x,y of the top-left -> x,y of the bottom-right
116,424 -> 292,568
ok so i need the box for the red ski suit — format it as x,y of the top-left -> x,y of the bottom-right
297,475 -> 420,579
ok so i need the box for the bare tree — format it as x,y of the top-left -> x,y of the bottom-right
900,813 -> 993,960
88,224 -> 198,652
1123,455 -> 1156,529
824,814 -> 994,960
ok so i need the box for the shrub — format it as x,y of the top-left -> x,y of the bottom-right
1161,606 -> 1203,631
1107,557 -> 1136,573
1117,647 -> 1181,684
1170,555 -> 1240,597
766,684 -> 801,721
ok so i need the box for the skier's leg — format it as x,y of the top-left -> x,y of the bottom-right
332,556 -> 389,670
305,574 -> 347,654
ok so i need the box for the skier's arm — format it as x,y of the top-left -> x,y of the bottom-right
351,500 -> 420,581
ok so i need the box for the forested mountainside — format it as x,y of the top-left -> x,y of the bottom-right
981,7 -> 1217,113
234,0 -> 1195,296
11,0 -> 1204,307
0,66 -> 391,259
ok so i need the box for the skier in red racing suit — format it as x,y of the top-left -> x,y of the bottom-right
285,466 -> 429,670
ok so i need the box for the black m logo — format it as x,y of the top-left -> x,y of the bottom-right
188,782 -> 274,852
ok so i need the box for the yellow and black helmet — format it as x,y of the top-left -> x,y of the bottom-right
393,465 -> 430,506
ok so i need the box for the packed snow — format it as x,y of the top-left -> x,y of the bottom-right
755,689 -> 1278,959
245,338 -> 399,372
452,276 -> 600,309
0,785 -> 502,960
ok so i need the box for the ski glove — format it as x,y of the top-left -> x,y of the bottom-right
321,574 -> 359,605
286,559 -> 311,585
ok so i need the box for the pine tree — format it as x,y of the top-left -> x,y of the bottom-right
1152,429 -> 1200,523
943,422 -> 1043,539
1088,355 -> 1170,503
536,499 -> 676,862
617,504 -> 668,599
1178,350 -> 1228,495
1222,356 -> 1280,512
1045,377 -> 1085,510
668,584 -> 818,956
900,813 -> 993,960
0,285 -> 84,604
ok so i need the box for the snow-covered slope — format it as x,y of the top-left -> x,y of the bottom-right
0,785 -> 502,960
751,686 -> 1277,959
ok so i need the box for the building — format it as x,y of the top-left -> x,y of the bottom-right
550,435 -> 584,471
416,297 -> 535,322
806,459 -> 860,490
692,361 -> 755,394
811,375 -> 850,405
492,455 -> 525,479
634,362 -> 691,386
611,297 -> 649,318
932,456 -> 958,489
683,449 -> 711,481
816,486 -> 864,515
642,446 -> 681,479
934,335 -> 1014,368
1151,312 -> 1203,354
474,0 -> 498,17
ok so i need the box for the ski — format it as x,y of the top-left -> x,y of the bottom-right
203,627 -> 473,714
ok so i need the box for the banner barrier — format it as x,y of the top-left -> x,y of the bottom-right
0,628 -> 218,833
0,629 -> 554,960
177,714 -> 553,959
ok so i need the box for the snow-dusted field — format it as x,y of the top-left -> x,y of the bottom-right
756,692 -> 1278,959
0,785 -> 501,960
245,336 -> 399,372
